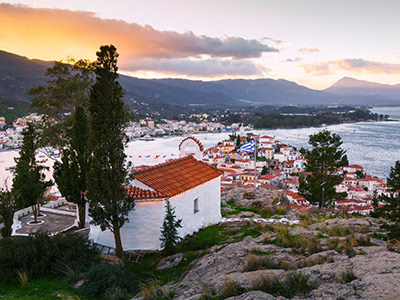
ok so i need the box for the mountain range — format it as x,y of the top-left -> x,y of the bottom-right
1,49 -> 400,108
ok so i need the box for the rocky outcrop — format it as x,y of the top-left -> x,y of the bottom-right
132,217 -> 399,300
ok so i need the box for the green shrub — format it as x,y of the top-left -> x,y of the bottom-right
0,233 -> 98,283
336,268 -> 357,283
260,206 -> 273,218
81,264 -> 140,300
276,206 -> 287,215
284,271 -> 316,296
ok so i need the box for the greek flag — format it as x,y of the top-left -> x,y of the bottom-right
240,140 -> 255,153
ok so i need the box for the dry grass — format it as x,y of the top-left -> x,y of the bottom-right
251,272 -> 279,291
16,270 -> 29,287
140,279 -> 169,300
243,254 -> 278,272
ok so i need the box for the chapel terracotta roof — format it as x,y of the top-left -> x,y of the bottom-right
131,156 -> 223,197
126,186 -> 165,199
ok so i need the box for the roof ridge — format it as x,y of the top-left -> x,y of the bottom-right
132,156 -> 193,176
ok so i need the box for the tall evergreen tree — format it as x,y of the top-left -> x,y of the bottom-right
299,129 -> 347,208
54,106 -> 90,228
12,124 -> 52,223
87,45 -> 133,258
160,201 -> 182,254
0,189 -> 15,241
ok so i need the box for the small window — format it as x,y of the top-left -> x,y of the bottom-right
194,198 -> 199,214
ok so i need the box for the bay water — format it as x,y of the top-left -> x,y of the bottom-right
0,107 -> 399,190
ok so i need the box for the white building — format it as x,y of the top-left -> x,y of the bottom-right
89,156 -> 223,250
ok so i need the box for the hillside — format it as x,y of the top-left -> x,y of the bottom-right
1,50 -> 400,108
325,77 -> 400,102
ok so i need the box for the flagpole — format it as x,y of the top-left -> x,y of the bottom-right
254,139 -> 257,192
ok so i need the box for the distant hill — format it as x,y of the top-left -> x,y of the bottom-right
325,77 -> 400,103
1,49 -> 400,108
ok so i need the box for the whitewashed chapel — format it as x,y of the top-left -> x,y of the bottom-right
89,138 -> 222,250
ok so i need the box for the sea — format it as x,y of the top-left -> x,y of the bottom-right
0,107 -> 399,190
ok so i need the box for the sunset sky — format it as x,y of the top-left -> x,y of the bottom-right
1,0 -> 400,89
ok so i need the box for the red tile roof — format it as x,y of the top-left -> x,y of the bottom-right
131,156 -> 223,198
126,186 -> 165,199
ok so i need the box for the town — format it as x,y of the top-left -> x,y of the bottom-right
0,112 -> 387,218
201,132 -> 386,215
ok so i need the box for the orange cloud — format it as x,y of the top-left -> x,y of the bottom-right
302,58 -> 400,75
298,46 -> 319,53
0,3 -> 278,75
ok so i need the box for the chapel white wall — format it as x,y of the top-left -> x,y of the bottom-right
89,176 -> 221,250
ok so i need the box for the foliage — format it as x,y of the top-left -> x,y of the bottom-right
0,233 -> 97,283
0,278 -> 88,300
336,267 -> 358,283
243,254 -> 278,271
139,279 -> 175,300
251,271 -> 315,298
372,160 -> 400,240
220,280 -> 246,299
0,189 -> 15,240
87,45 -> 134,258
54,106 -> 90,228
28,58 -> 94,150
160,201 -> 182,254
12,124 -> 52,222
81,264 -> 140,300
299,129 -> 347,208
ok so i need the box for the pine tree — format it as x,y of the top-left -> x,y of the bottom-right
87,45 -> 134,258
160,201 -> 182,254
12,124 -> 52,223
28,58 -> 94,151
54,106 -> 90,228
299,129 -> 347,208
372,160 -> 400,240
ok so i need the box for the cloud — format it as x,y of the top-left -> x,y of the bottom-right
0,3 -> 278,63
284,57 -> 302,62
262,37 -> 290,46
302,58 -> 400,75
124,58 -> 267,77
298,46 -> 319,53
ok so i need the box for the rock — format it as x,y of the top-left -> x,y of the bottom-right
99,254 -> 124,267
156,253 -> 183,270
162,217 -> 400,300
73,279 -> 85,289
225,290 -> 282,300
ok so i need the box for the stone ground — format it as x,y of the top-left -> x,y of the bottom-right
131,216 -> 400,300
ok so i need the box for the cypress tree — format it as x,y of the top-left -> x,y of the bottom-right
160,201 -> 182,254
12,124 -> 52,223
87,45 -> 134,258
0,189 -> 15,241
54,106 -> 90,228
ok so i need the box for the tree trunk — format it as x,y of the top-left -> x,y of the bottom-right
113,226 -> 124,258
78,205 -> 86,229
37,200 -> 41,216
32,205 -> 37,223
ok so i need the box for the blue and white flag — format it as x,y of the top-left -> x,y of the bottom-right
240,140 -> 255,153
